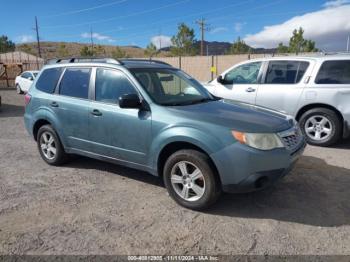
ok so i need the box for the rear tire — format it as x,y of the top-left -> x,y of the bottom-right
16,84 -> 23,94
163,149 -> 221,210
37,125 -> 68,165
299,108 -> 342,146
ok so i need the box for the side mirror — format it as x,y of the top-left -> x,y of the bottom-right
217,75 -> 224,84
119,94 -> 141,109
217,75 -> 233,85
28,76 -> 34,81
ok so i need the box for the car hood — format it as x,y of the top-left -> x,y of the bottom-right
165,99 -> 293,133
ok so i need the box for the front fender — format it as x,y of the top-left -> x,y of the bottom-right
149,126 -> 224,172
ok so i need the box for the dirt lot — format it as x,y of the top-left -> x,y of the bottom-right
0,89 -> 350,255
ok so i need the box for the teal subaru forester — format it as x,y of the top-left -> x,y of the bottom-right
24,58 -> 306,210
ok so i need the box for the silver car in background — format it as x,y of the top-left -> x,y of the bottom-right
204,54 -> 350,146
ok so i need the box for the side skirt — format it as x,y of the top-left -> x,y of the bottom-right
65,147 -> 157,176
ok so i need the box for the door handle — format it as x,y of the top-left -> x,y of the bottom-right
91,109 -> 102,116
50,101 -> 59,107
245,87 -> 256,93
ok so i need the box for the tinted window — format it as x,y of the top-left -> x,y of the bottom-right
59,68 -> 91,99
225,62 -> 261,84
95,69 -> 137,104
21,72 -> 30,79
315,60 -> 350,84
265,61 -> 309,84
36,68 -> 63,94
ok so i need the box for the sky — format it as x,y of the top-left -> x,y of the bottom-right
1,0 -> 350,51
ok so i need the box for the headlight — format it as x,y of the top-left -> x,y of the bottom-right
232,131 -> 284,150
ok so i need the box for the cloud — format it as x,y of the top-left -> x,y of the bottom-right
234,22 -> 245,32
210,27 -> 228,34
150,35 -> 172,49
81,32 -> 115,42
16,35 -> 34,43
243,5 -> 350,51
323,0 -> 350,8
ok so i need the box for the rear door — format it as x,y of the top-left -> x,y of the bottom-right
215,61 -> 263,104
51,67 -> 92,151
255,60 -> 313,115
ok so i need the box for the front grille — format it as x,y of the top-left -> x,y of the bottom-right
278,126 -> 303,152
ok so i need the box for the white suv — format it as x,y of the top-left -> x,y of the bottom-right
204,54 -> 350,146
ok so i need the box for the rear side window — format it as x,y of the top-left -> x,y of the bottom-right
95,68 -> 137,104
315,60 -> 350,84
36,68 -> 63,93
59,68 -> 91,99
265,61 -> 309,84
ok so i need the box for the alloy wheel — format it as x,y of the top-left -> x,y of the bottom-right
40,131 -> 57,160
304,115 -> 333,141
170,161 -> 206,202
16,85 -> 21,94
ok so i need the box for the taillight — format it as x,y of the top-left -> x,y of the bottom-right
24,94 -> 31,106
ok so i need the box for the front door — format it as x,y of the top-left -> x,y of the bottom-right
216,61 -> 263,105
21,72 -> 34,92
88,68 -> 151,165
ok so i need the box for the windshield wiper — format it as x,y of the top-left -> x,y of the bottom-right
160,97 -> 218,106
185,97 -> 216,105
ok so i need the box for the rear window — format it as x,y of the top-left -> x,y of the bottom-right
264,61 -> 309,84
315,60 -> 350,84
59,68 -> 91,99
36,68 -> 63,93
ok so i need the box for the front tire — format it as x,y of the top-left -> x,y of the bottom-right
37,125 -> 68,165
299,108 -> 342,146
163,149 -> 221,210
16,84 -> 23,94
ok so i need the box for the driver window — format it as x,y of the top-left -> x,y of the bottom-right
224,62 -> 262,84
95,68 -> 137,104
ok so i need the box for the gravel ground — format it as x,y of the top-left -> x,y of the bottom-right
0,89 -> 350,255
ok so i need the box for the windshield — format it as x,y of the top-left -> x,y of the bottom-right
130,68 -> 215,106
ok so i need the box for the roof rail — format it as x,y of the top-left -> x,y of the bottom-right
45,57 -> 121,65
119,58 -> 171,66
320,52 -> 350,56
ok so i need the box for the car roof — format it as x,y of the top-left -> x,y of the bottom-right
248,53 -> 350,63
120,59 -> 174,69
23,70 -> 39,74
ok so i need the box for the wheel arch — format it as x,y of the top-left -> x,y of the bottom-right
33,119 -> 52,141
296,103 -> 344,123
156,141 -> 222,186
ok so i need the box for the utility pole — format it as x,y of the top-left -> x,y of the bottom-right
90,27 -> 94,56
159,28 -> 162,50
196,18 -> 210,56
34,16 -> 42,58
347,34 -> 349,52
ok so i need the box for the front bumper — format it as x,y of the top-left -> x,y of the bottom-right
211,138 -> 306,193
